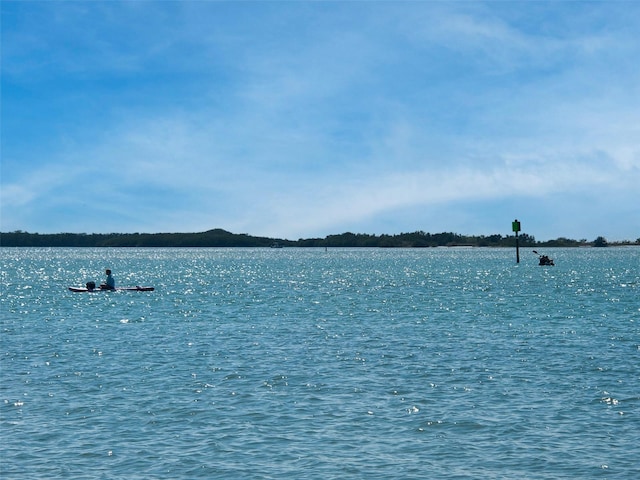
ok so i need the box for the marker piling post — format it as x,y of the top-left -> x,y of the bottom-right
512,219 -> 521,263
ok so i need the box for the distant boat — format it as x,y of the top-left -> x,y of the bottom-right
270,242 -> 283,248
68,281 -> 154,292
533,251 -> 554,266
539,256 -> 554,266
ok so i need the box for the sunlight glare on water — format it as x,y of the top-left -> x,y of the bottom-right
1,247 -> 639,479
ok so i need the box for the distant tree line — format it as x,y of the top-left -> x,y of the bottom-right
2,229 -> 638,248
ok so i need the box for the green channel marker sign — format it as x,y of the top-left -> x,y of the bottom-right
512,220 -> 521,233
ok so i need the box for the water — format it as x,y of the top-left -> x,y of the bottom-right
1,247 -> 639,479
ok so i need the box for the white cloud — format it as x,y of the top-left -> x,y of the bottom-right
2,1 -> 639,241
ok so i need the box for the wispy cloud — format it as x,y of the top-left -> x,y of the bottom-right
2,1 -> 639,240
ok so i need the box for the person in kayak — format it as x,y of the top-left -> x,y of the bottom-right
101,269 -> 115,290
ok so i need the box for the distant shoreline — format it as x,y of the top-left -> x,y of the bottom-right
2,229 -> 637,248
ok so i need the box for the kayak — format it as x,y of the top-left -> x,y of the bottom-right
538,256 -> 555,266
69,286 -> 154,292
533,250 -> 554,266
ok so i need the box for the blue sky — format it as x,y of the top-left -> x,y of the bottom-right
2,1 -> 639,242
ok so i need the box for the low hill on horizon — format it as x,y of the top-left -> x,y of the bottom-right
2,229 -> 636,248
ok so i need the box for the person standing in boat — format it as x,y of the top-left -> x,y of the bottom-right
101,269 -> 115,290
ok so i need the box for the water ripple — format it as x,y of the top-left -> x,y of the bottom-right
2,247 -> 639,478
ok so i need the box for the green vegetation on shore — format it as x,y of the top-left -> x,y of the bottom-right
2,229 -> 637,248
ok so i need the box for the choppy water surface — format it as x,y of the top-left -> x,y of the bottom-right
1,247 -> 639,479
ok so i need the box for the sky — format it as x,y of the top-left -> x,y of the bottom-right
1,1 -> 639,242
